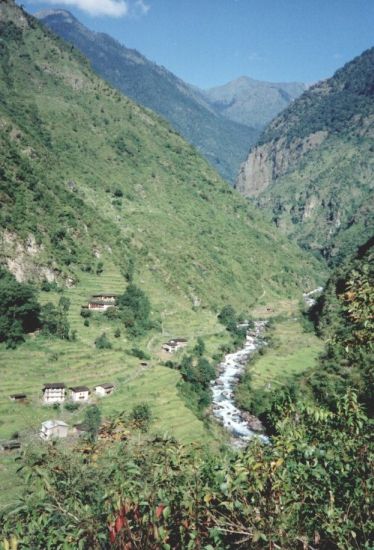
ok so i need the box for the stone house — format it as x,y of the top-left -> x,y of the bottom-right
40,420 -> 69,440
87,293 -> 118,311
162,338 -> 188,353
9,393 -> 27,402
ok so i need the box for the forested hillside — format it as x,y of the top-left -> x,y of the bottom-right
0,0 -> 321,310
36,9 -> 260,183
236,48 -> 374,264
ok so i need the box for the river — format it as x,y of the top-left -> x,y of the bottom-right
211,321 -> 268,447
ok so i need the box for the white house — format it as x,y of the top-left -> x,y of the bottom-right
94,383 -> 115,397
88,293 -> 118,312
162,338 -> 188,353
42,383 -> 66,404
40,420 -> 69,440
70,386 -> 90,402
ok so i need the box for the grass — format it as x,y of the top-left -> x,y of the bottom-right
235,301 -> 324,411
249,319 -> 323,391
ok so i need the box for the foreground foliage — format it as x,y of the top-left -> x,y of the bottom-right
1,390 -> 372,549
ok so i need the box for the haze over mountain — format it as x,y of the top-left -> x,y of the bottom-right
35,9 -> 305,184
201,76 -> 306,129
236,47 -> 374,264
35,8 -> 259,183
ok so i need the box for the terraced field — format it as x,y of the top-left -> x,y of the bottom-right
0,263 -> 235,509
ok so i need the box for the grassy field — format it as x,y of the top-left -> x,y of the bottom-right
250,318 -> 323,391
235,300 -> 324,412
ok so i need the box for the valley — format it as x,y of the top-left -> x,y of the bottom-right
0,1 -> 372,548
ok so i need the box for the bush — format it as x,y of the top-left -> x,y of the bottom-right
64,402 -> 80,412
80,308 -> 91,318
94,332 -> 112,349
130,348 -> 150,360
129,403 -> 152,432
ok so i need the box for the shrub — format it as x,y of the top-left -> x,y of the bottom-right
64,402 -> 80,412
80,308 -> 91,318
94,332 -> 112,350
130,348 -> 150,360
129,403 -> 152,432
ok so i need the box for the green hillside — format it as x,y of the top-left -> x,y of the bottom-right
0,0 -> 324,455
236,48 -> 374,265
0,0 -> 321,309
36,9 -> 259,184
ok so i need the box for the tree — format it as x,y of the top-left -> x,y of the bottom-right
129,403 -> 152,432
0,267 -> 40,347
193,337 -> 205,356
117,284 -> 151,337
40,296 -> 70,340
84,405 -> 102,442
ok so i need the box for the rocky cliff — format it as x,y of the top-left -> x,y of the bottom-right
236,48 -> 374,264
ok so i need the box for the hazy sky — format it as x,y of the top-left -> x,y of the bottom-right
20,0 -> 374,88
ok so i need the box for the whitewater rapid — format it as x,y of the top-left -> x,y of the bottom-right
211,321 -> 268,447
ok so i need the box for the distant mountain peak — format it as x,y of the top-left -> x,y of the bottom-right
35,9 -> 76,21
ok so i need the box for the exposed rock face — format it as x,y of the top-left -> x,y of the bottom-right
236,131 -> 328,198
0,231 -> 59,283
235,47 -> 374,264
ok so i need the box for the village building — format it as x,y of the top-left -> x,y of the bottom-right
70,386 -> 90,402
40,420 -> 69,440
42,383 -> 66,404
162,338 -> 188,353
73,422 -> 89,436
94,383 -> 115,397
87,293 -> 118,311
0,440 -> 21,452
9,393 -> 27,402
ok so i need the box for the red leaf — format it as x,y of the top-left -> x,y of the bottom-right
155,504 -> 165,519
115,515 -> 124,533
108,525 -> 116,544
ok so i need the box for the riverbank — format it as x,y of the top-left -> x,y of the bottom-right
211,321 -> 268,447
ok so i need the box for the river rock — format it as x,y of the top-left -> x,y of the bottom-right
240,411 -> 265,433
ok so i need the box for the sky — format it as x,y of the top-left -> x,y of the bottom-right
19,0 -> 374,89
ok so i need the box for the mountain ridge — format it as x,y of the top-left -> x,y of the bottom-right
0,0 -> 322,312
35,8 -> 259,183
236,47 -> 374,264
200,75 -> 306,129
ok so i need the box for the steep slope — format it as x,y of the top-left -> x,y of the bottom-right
0,0 -> 322,314
202,76 -> 305,129
236,48 -> 374,264
35,9 -> 259,184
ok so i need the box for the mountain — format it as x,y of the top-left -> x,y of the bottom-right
0,0 -> 322,312
236,48 -> 374,264
201,76 -> 306,129
35,9 -> 259,184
